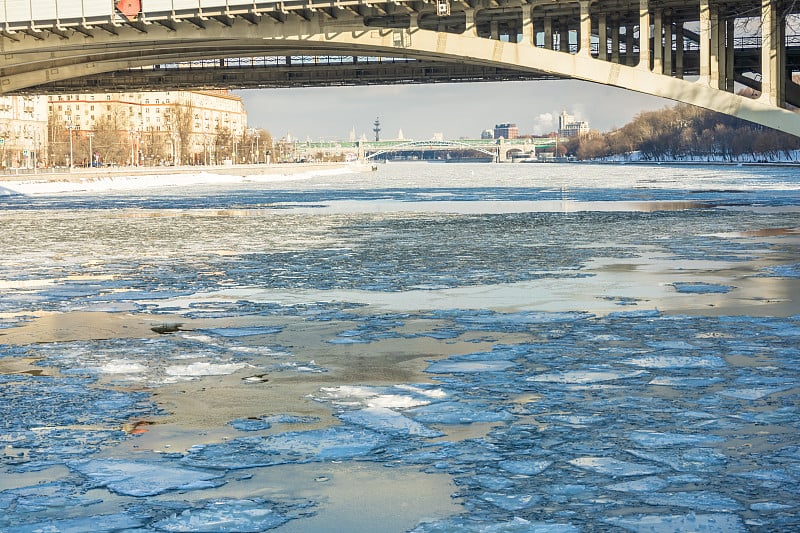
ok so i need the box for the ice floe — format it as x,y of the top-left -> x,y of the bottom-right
68,459 -> 226,496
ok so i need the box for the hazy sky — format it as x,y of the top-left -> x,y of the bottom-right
236,79 -> 674,142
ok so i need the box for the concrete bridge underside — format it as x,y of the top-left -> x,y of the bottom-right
2,0 -> 800,136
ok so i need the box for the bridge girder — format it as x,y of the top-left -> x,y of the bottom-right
1,0 -> 799,136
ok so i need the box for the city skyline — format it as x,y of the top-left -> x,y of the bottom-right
237,79 -> 675,141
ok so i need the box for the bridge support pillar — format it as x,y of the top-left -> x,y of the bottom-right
598,14 -> 608,60
544,16 -> 553,50
522,7 -> 533,46
465,9 -> 478,37
663,13 -> 673,75
653,9 -> 663,73
709,3 -> 721,89
610,19 -> 620,63
760,0 -> 785,106
559,18 -> 569,52
638,0 -> 650,69
579,1 -> 591,57
699,0 -> 711,84
725,17 -> 735,92
675,22 -> 684,78
625,24 -> 635,66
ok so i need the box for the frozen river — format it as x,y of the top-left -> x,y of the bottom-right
1,162 -> 799,532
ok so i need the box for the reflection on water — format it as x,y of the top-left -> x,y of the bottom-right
1,163 -> 799,532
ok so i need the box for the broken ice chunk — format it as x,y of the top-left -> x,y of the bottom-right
182,426 -> 389,470
604,513 -> 747,532
229,417 -> 273,432
152,498 -> 301,532
648,376 -> 724,387
338,406 -> 443,437
640,491 -> 743,511
672,282 -> 734,294
165,362 -> 248,377
497,459 -> 551,476
526,369 -> 647,384
628,431 -> 724,447
4,513 -> 146,533
479,492 -> 542,511
606,476 -> 670,493
406,401 -> 514,424
624,355 -> 726,369
202,326 -> 283,337
425,359 -> 518,374
569,457 -> 664,477
717,386 -> 792,400
68,459 -> 225,497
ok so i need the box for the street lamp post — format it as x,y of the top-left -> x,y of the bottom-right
88,132 -> 94,168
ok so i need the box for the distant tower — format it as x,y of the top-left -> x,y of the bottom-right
373,117 -> 381,142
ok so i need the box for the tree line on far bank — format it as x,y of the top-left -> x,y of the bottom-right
565,103 -> 800,162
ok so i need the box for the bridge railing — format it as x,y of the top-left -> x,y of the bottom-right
1,0 -> 282,29
140,55 -> 417,70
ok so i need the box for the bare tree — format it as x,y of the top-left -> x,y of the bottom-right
166,99 -> 194,165
214,125 -> 233,162
93,104 -> 131,165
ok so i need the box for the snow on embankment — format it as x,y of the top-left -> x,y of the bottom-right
0,164 -> 359,196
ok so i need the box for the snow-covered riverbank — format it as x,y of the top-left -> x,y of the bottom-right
0,162 -> 367,195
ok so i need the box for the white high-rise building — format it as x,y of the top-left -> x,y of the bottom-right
558,110 -> 590,138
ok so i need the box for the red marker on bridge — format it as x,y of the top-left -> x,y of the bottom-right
116,0 -> 141,20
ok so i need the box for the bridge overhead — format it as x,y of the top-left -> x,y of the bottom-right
1,0 -> 799,135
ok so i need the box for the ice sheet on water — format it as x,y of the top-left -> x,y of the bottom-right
497,459 -> 551,476
627,430 -> 724,447
406,401 -> 514,424
411,516 -> 579,532
761,262 -> 800,277
640,491 -> 743,511
648,376 -> 725,387
68,458 -> 226,496
426,359 -> 519,374
453,311 -> 593,331
182,426 -> 389,470
91,289 -> 194,301
314,384 -> 447,409
230,417 -> 273,431
165,362 -> 249,377
717,386 -> 793,400
201,326 -> 284,337
229,414 -> 319,431
604,512 -> 747,532
623,355 -> 726,369
606,476 -> 671,493
274,360 -> 327,373
750,501 -> 794,511
626,448 -> 728,473
568,457 -> 664,477
672,282 -> 734,294
152,498 -> 309,532
0,373 -> 157,467
338,406 -> 443,437
526,369 -> 648,384
645,340 -> 697,350
4,513 -> 146,533
0,482 -> 103,519
606,309 -> 662,318
479,492 -> 542,511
